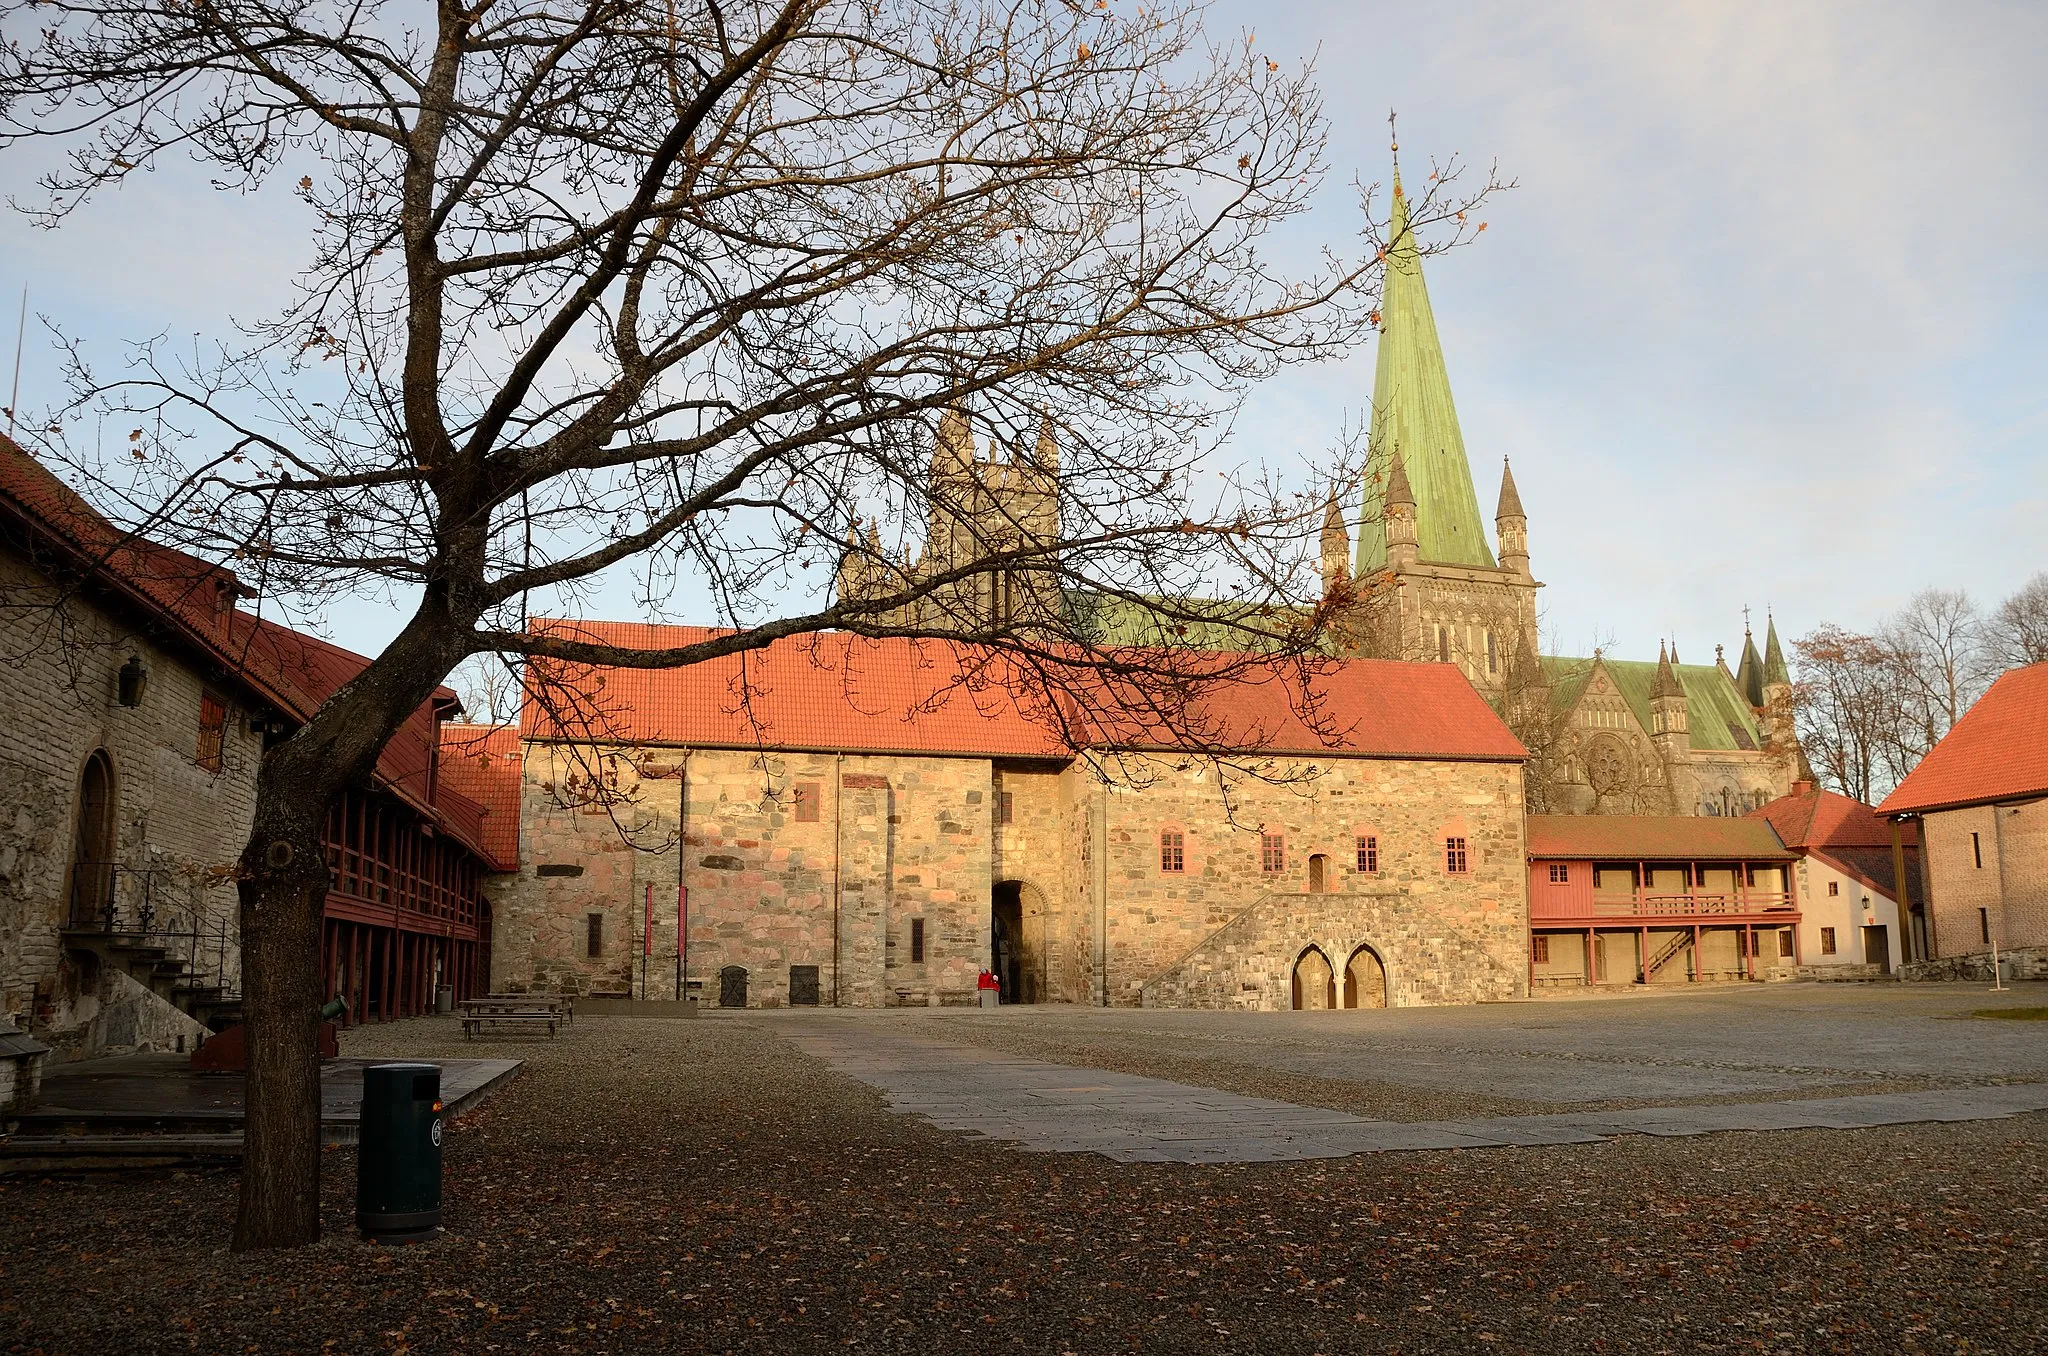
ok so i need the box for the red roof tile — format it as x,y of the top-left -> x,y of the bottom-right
1749,786 -> 1895,849
1878,664 -> 2048,815
438,724 -> 521,870
1526,815 -> 1793,862
520,621 -> 1526,763
0,436 -> 481,853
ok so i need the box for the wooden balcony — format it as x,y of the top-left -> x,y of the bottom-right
1532,889 -> 1796,923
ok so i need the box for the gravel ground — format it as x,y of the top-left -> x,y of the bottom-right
1,1013 -> 2043,1355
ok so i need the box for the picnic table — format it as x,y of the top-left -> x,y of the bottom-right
459,994 -> 571,1039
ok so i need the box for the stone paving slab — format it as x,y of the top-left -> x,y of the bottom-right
782,1022 -> 2048,1165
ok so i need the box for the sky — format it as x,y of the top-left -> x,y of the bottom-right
3,0 -> 2044,671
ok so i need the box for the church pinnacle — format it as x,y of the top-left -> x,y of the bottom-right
1354,152 -> 1496,575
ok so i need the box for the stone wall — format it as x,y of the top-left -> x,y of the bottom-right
495,745 -> 994,1007
0,549 -> 247,1058
1120,755 -> 1528,1009
1920,801 -> 2048,957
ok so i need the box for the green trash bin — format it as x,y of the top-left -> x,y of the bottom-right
356,1062 -> 443,1243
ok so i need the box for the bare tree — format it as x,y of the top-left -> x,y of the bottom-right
1,0 -> 1502,1247
1985,572 -> 2048,672
1881,587 -> 1990,766
1792,625 -> 1905,804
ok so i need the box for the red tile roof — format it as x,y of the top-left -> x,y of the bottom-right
0,436 -> 484,856
520,621 -> 1526,763
1749,786 -> 1895,849
1878,664 -> 2048,816
1525,815 -> 1794,862
438,724 -> 521,870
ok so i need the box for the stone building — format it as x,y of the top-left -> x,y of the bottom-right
0,437 -> 505,1059
481,623 -> 1530,1009
1879,662 -> 2048,978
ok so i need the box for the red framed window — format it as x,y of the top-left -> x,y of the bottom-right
1445,836 -> 1469,874
793,782 -> 821,823
1531,935 -> 1550,963
1260,832 -> 1285,874
1548,863 -> 1568,884
1159,828 -> 1185,874
1356,835 -> 1378,874
998,791 -> 1015,825
196,690 -> 228,773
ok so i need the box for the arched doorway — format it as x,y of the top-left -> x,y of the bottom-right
68,750 -> 116,926
719,965 -> 748,1007
1308,854 -> 1329,893
991,880 -> 1045,1003
1290,947 -> 1336,1011
1343,945 -> 1387,1009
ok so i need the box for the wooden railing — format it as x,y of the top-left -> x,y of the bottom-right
1588,890 -> 1793,917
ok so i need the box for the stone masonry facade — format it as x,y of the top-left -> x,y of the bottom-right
1918,799 -> 2048,960
491,739 -> 1530,1010
0,549 -> 249,1057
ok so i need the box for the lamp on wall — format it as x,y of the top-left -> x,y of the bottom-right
116,655 -> 148,708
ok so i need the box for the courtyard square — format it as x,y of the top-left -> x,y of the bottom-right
3,984 -> 2045,1354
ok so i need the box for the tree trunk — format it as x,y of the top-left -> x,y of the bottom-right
231,801 -> 333,1250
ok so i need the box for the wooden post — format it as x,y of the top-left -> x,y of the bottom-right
1639,926 -> 1649,985
1889,817 -> 1915,965
1743,924 -> 1754,981
1586,928 -> 1596,985
1693,924 -> 1702,982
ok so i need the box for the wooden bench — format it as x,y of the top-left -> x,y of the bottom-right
469,995 -> 574,1022
460,1010 -> 560,1039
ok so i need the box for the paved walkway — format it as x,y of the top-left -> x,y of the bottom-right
782,1023 -> 2048,1164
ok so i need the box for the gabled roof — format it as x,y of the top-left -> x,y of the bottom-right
1750,785 -> 1894,850
1879,663 -> 2048,815
520,621 -> 1526,764
1541,653 -> 1766,752
438,724 -> 521,871
1354,163 -> 1496,574
1526,814 -> 1794,861
0,436 -> 484,856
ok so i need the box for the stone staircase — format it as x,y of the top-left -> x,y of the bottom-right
60,927 -> 242,1032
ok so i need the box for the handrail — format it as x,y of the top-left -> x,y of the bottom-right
64,862 -> 240,1000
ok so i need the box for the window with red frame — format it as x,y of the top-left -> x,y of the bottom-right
1260,832 -> 1285,873
1356,835 -> 1378,874
792,782 -> 821,822
1444,836 -> 1469,874
1548,863 -> 1568,884
1531,935 -> 1550,963
196,691 -> 228,773
1159,828 -> 1185,874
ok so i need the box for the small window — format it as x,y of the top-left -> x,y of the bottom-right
197,691 -> 228,773
1820,927 -> 1837,955
1778,930 -> 1794,958
1437,627 -> 1450,664
793,782 -> 821,823
1972,832 -> 1983,868
1548,863 -> 1569,885
1445,836 -> 1469,874
1159,828 -> 1185,874
1356,835 -> 1378,874
1531,935 -> 1550,964
998,791 -> 1015,826
1980,908 -> 1992,945
1260,832 -> 1285,874
586,912 -> 604,958
1486,630 -> 1498,675
910,917 -> 926,963
1827,880 -> 1839,897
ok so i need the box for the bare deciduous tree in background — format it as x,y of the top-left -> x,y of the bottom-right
0,0 -> 1502,1248
1985,571 -> 2048,670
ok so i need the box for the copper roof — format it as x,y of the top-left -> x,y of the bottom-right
1878,663 -> 2048,815
1525,815 -> 1793,861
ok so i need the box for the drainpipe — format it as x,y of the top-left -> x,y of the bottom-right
833,752 -> 844,1007
676,750 -> 690,1001
1093,782 -> 1109,1007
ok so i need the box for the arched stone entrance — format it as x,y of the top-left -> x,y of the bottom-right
990,880 -> 1045,1003
1290,947 -> 1336,1011
67,750 -> 116,926
719,965 -> 748,1008
1343,945 -> 1387,1009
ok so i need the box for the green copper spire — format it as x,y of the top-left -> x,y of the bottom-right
1355,158 -> 1496,574
1735,622 -> 1765,708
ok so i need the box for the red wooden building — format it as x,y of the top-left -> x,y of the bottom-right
1526,815 -> 1800,988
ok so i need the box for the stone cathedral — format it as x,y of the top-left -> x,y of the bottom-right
841,158 -> 1802,819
